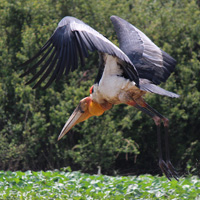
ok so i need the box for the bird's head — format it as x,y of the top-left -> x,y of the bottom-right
58,86 -> 111,140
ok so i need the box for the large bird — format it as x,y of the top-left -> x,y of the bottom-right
20,15 -> 179,180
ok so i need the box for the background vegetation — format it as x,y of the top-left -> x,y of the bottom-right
0,0 -> 200,176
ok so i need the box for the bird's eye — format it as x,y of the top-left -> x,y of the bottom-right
89,85 -> 94,94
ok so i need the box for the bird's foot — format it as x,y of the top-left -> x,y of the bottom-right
166,160 -> 179,181
159,159 -> 179,181
159,159 -> 172,181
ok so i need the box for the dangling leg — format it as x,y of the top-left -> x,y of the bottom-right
139,102 -> 179,180
155,121 -> 172,180
164,123 -> 179,180
127,99 -> 178,180
133,104 -> 174,180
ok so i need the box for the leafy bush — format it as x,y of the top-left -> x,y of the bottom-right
0,0 -> 200,175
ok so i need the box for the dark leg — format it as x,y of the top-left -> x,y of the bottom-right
156,123 -> 172,180
164,126 -> 179,180
128,100 -> 178,180
140,102 -> 179,180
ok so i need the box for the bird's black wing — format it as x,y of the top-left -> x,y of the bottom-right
110,15 -> 177,85
94,53 -> 105,84
20,16 -> 139,89
139,79 -> 179,98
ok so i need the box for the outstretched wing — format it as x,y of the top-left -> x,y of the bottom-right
20,16 -> 139,89
110,15 -> 177,85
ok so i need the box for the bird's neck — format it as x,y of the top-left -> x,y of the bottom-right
88,100 -> 112,116
100,101 -> 113,111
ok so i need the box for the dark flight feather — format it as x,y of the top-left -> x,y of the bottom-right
110,15 -> 177,85
20,16 -> 139,88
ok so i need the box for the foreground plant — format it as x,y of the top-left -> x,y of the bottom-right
0,171 -> 199,199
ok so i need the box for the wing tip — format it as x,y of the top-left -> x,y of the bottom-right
110,15 -> 121,21
140,83 -> 180,98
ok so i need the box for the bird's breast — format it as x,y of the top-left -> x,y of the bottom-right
91,54 -> 145,105
92,76 -> 145,105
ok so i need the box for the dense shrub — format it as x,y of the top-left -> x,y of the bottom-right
0,0 -> 200,175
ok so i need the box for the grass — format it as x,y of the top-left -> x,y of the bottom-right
0,170 -> 200,199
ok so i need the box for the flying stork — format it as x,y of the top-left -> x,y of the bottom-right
20,15 -> 179,180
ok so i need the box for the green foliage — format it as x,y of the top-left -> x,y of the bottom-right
0,171 -> 200,199
68,112 -> 139,173
0,0 -> 200,176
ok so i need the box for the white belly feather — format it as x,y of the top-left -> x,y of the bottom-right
91,54 -> 144,104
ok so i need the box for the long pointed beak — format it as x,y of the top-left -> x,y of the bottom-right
57,103 -> 91,141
